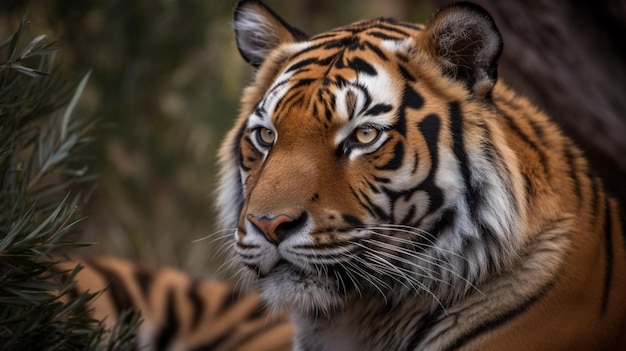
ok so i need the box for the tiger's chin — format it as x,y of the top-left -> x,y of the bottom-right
255,261 -> 346,318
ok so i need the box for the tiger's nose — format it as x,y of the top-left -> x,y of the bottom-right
246,213 -> 307,244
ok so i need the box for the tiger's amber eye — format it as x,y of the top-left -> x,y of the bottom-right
354,126 -> 379,145
257,128 -> 275,146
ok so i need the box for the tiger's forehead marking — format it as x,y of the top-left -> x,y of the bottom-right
250,19 -> 421,135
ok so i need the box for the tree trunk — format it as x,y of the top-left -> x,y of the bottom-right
433,0 -> 626,204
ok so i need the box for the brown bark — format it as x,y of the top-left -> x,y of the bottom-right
434,0 -> 626,203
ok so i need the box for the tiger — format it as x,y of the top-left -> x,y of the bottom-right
216,0 -> 626,350
50,256 -> 293,351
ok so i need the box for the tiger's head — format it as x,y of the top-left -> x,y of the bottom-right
218,0 -> 526,316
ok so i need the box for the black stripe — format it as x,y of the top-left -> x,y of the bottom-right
396,53 -> 410,63
235,122 -> 248,172
216,288 -> 240,316
563,141 -> 582,203
367,31 -> 403,41
364,103 -> 392,116
310,32 -> 341,41
367,180 -> 381,194
156,288 -> 179,351
354,186 -> 389,220
285,57 -> 318,73
601,194 -> 613,314
445,281 -> 555,351
240,137 -> 255,172
274,91 -> 304,117
352,82 -> 373,115
288,41 -> 334,62
526,117 -> 545,141
333,51 -> 346,69
349,57 -> 377,76
399,205 -> 417,225
342,214 -> 363,227
261,79 -> 290,105
334,74 -> 348,88
324,104 -> 333,121
398,64 -> 415,82
376,142 -> 404,170
134,266 -> 152,299
329,94 -> 337,113
253,105 -> 265,119
373,176 -> 390,183
497,107 -> 548,174
372,23 -> 411,37
324,36 -> 358,50
449,103 -> 475,214
395,83 -> 424,137
86,259 -> 135,318
348,38 -> 362,51
292,78 -> 317,89
188,280 -> 204,331
364,41 -> 388,60
403,83 -> 424,109
417,114 -> 443,215
393,21 -> 423,31
349,186 -> 375,217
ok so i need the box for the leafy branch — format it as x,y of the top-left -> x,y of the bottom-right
0,18 -> 137,351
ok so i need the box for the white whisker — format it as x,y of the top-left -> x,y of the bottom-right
359,239 -> 451,286
365,225 -> 471,264
362,233 -> 456,270
361,251 -> 415,291
360,233 -> 483,296
342,254 -> 390,303
190,228 -> 236,243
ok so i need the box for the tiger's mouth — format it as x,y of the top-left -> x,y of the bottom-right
257,254 -> 363,294
255,256 -> 360,316
258,258 -> 305,278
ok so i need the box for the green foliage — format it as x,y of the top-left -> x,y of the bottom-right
0,19 -> 138,350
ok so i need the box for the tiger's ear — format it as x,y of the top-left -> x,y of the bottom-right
421,2 -> 502,98
234,0 -> 308,69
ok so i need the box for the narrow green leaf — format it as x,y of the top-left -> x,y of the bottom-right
23,194 -> 68,241
10,64 -> 44,78
20,34 -> 47,59
61,71 -> 91,140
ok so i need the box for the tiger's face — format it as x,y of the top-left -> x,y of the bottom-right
219,1 -> 525,316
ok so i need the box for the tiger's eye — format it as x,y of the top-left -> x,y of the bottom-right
354,126 -> 379,145
257,128 -> 275,146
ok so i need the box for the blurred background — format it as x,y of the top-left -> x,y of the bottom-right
1,0 -> 624,279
